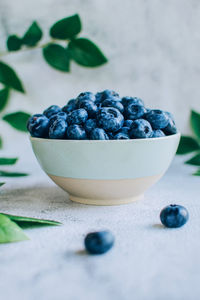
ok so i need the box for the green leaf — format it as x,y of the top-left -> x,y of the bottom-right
22,21 -> 43,47
7,35 -> 22,51
0,136 -> 2,149
0,214 -> 29,244
0,87 -> 10,112
50,14 -> 81,40
176,136 -> 200,155
0,171 -> 28,177
185,153 -> 200,166
0,183 -> 5,187
190,110 -> 200,140
3,111 -> 31,132
2,213 -> 62,228
0,158 -> 18,165
43,44 -> 70,72
193,169 -> 200,176
0,62 -> 25,93
68,38 -> 108,67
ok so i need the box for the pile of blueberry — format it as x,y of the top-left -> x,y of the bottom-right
27,90 -> 177,140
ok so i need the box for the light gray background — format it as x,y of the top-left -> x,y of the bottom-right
1,0 -> 200,151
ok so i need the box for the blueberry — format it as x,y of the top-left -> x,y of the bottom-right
85,119 -> 97,134
102,99 -> 124,113
119,127 -> 130,134
76,92 -> 96,104
97,107 -> 124,132
130,119 -> 153,138
122,97 -> 144,107
49,112 -> 67,125
84,231 -> 115,255
78,100 -> 98,118
49,119 -> 68,139
124,103 -> 146,120
27,114 -> 50,138
90,128 -> 109,140
43,105 -> 61,118
95,89 -> 120,105
152,129 -> 165,138
67,124 -> 87,140
113,132 -> 130,139
124,119 -> 133,129
67,109 -> 88,125
163,112 -> 177,135
145,110 -> 169,129
62,99 -> 77,114
160,204 -> 189,228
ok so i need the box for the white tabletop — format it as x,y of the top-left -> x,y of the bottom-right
0,152 -> 199,300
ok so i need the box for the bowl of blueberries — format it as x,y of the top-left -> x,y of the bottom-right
27,90 -> 180,205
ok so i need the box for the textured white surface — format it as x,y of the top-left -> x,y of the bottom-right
0,147 -> 200,300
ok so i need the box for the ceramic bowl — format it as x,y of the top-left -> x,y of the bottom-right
30,133 -> 180,205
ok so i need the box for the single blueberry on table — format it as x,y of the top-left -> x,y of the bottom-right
124,119 -> 133,129
76,92 -> 96,104
84,231 -> 115,255
49,112 -> 67,125
152,129 -> 165,138
90,128 -> 109,140
62,99 -> 77,114
130,119 -> 153,138
67,109 -> 88,125
85,119 -> 97,134
113,132 -> 130,139
27,114 -> 50,138
160,204 -> 189,228
66,124 -> 87,140
78,100 -> 98,118
95,89 -> 120,105
122,97 -> 144,107
163,112 -> 177,135
43,105 -> 61,118
97,107 -> 124,132
102,99 -> 124,113
124,103 -> 146,120
145,109 -> 169,129
49,118 -> 68,139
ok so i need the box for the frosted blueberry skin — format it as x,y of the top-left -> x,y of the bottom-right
49,118 -> 68,139
90,128 -> 109,140
67,109 -> 88,125
124,119 -> 133,128
124,103 -> 147,120
27,114 -> 50,138
163,112 -> 177,135
145,109 -> 169,129
49,112 -> 67,125
102,99 -> 124,113
114,132 -> 130,139
84,231 -> 115,255
43,105 -> 61,119
130,119 -> 153,138
62,99 -> 77,114
160,204 -> 189,228
97,107 -> 124,132
122,97 -> 144,108
95,89 -> 120,105
76,92 -> 96,104
85,119 -> 97,134
78,100 -> 98,118
66,124 -> 87,140
152,129 -> 165,138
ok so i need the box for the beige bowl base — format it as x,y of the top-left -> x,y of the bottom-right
48,173 -> 162,206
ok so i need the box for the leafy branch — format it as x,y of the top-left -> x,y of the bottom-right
0,14 -> 108,142
177,110 -> 200,175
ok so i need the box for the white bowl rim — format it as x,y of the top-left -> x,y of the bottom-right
29,132 -> 180,143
